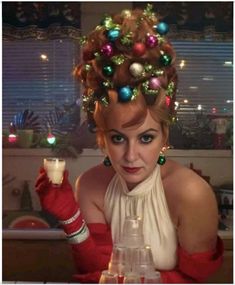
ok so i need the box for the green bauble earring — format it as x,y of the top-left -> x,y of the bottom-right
157,152 -> 166,165
103,156 -> 112,167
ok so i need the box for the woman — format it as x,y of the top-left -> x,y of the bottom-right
35,5 -> 223,283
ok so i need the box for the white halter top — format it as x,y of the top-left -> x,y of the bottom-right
104,165 -> 177,270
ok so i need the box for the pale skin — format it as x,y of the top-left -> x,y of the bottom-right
75,110 -> 218,255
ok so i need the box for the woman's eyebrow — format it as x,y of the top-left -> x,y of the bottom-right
107,128 -> 159,136
138,128 -> 159,136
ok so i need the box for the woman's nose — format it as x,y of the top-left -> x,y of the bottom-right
124,142 -> 139,162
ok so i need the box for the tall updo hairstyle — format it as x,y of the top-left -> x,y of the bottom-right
74,4 -> 178,149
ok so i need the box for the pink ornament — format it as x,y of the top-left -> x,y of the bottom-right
146,34 -> 158,48
101,43 -> 114,57
149,77 -> 161,89
165,96 -> 171,107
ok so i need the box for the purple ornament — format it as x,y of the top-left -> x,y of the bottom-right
149,77 -> 161,89
101,43 -> 114,57
146,34 -> 158,48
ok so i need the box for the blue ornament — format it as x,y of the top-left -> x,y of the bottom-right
107,29 -> 120,42
118,86 -> 133,102
155,22 -> 169,35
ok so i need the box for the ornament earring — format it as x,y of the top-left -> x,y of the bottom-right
157,151 -> 166,165
103,156 -> 112,167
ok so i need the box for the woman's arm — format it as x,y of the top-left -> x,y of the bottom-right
161,170 -> 223,283
35,167 -> 113,280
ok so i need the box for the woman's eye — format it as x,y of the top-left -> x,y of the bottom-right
140,135 -> 154,144
111,135 -> 125,144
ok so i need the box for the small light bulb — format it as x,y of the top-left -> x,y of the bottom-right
8,134 -> 17,143
47,133 -> 56,144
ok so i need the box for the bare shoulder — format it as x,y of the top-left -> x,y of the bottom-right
162,159 -> 214,202
162,159 -> 218,225
162,159 -> 218,253
75,163 -> 115,202
74,163 -> 115,224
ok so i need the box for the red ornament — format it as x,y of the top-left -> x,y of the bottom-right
165,96 -> 171,107
133,42 -> 146,57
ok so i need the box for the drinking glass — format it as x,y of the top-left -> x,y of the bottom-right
43,157 -> 65,186
123,272 -> 141,284
132,245 -> 155,277
108,244 -> 130,275
144,271 -> 161,283
99,270 -> 118,284
121,216 -> 144,247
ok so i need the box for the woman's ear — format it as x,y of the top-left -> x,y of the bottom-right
162,124 -> 169,146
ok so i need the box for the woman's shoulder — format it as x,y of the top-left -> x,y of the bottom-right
75,163 -> 116,198
162,159 -> 214,204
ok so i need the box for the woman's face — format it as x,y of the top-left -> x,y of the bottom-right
103,110 -> 166,190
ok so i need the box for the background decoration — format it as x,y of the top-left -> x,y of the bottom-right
13,109 -> 41,132
133,2 -> 233,41
2,2 -> 81,40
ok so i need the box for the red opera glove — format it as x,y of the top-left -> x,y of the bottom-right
35,167 -> 80,234
35,168 -> 113,277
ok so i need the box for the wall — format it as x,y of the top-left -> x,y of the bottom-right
3,148 -> 233,211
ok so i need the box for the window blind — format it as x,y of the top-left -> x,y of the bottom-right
2,39 -> 80,131
172,41 -> 233,125
2,40 -> 233,132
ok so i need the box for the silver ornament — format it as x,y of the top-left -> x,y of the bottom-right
121,9 -> 132,18
129,62 -> 144,78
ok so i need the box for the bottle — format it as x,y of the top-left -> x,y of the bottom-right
20,180 -> 33,211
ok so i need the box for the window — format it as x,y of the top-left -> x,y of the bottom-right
173,40 -> 233,124
2,38 -> 233,149
2,39 -> 80,131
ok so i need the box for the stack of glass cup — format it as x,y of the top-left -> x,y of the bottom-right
99,216 -> 161,284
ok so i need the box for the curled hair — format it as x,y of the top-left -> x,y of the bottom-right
74,5 -> 178,148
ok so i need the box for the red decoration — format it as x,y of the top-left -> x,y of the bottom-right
165,96 -> 171,107
132,42 -> 146,57
8,134 -> 17,143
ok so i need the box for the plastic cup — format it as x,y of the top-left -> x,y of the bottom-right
144,271 -> 161,283
121,216 -> 144,247
132,245 -> 155,277
123,272 -> 141,284
43,157 -> 65,186
108,244 -> 130,275
99,270 -> 118,284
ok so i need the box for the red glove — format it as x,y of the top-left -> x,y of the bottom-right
35,167 -> 80,233
161,237 -> 224,283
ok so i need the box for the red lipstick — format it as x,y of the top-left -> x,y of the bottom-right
122,167 -> 141,174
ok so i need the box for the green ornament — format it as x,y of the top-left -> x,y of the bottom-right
102,80 -> 113,88
131,87 -> 139,101
103,65 -> 114,76
143,3 -> 155,20
111,55 -> 125,65
157,153 -> 166,165
166,81 -> 175,98
94,52 -> 101,59
100,95 -> 109,107
120,32 -> 133,46
144,64 -> 154,73
152,69 -> 164,77
159,54 -> 172,66
101,15 -> 114,30
79,36 -> 87,46
84,64 -> 91,71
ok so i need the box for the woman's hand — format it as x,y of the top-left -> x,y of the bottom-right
35,167 -> 78,221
